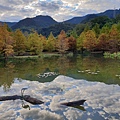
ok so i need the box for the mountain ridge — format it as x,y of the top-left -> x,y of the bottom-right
1,8 -> 120,29
0,8 -> 120,37
65,9 -> 120,24
11,15 -> 58,30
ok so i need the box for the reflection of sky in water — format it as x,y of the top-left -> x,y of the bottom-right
0,75 -> 120,120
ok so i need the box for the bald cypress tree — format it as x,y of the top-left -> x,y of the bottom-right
13,29 -> 26,55
46,32 -> 56,52
57,30 -> 69,54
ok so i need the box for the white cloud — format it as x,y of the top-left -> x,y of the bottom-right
0,0 -> 120,22
0,75 -> 120,119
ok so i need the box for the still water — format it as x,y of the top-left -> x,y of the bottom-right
0,55 -> 120,120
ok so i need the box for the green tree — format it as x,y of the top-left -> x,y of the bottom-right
116,22 -> 120,32
76,32 -> 86,53
46,32 -> 56,52
67,29 -> 78,38
27,32 -> 44,55
90,16 -> 112,28
13,29 -> 26,55
39,34 -> 46,51
84,23 -> 91,32
115,14 -> 120,23
92,23 -> 100,37
100,24 -> 110,34
74,24 -> 86,36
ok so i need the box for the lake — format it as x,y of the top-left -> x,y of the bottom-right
0,55 -> 120,120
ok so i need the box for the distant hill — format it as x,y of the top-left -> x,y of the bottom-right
0,21 -> 17,27
33,15 -> 58,27
39,23 -> 75,37
64,14 -> 98,24
80,14 -> 98,24
64,16 -> 85,24
98,9 -> 120,18
11,15 -> 58,30
1,8 -> 120,37
17,22 -> 75,37
65,9 -> 120,24
6,22 -> 17,27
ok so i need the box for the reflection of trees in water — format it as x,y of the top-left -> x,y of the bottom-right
76,56 -> 120,84
57,56 -> 73,75
82,57 -> 101,72
2,61 -> 15,91
0,56 -> 120,90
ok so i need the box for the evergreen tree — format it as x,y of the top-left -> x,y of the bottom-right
39,34 -> 46,52
27,32 -> 44,55
92,23 -> 100,38
13,29 -> 26,55
76,32 -> 86,53
46,32 -> 56,52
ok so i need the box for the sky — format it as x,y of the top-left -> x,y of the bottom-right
0,0 -> 120,22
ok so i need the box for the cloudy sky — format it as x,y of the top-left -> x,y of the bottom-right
0,0 -> 120,22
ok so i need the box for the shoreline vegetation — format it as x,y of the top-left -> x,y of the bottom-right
1,51 -> 120,59
0,15 -> 120,60
104,52 -> 120,59
0,52 -> 74,59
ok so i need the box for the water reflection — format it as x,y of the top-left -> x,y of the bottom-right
72,105 -> 86,111
0,61 -> 15,91
0,75 -> 120,120
22,100 -> 30,110
0,55 -> 120,90
37,68 -> 59,78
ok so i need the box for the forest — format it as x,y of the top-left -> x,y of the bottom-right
0,15 -> 120,59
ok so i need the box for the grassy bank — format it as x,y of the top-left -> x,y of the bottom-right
104,52 -> 120,59
0,52 -> 74,59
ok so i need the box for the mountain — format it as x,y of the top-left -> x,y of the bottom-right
79,14 -> 98,24
33,15 -> 58,27
9,9 -> 120,30
6,22 -> 17,27
65,9 -> 120,24
1,8 -> 120,37
39,23 -> 75,37
1,8 -> 120,29
64,16 -> 85,24
98,9 -> 120,18
11,15 -> 58,30
0,21 -> 17,27
64,14 -> 98,24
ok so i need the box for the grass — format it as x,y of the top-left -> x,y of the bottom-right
13,55 -> 39,58
6,52 -> 73,59
104,52 -> 120,59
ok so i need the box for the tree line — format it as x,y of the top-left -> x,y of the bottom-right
0,20 -> 120,58
76,23 -> 120,53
